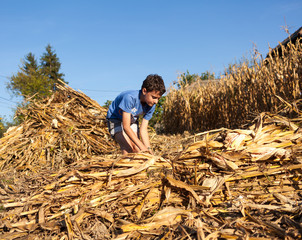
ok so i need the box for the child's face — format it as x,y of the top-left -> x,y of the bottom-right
141,88 -> 162,107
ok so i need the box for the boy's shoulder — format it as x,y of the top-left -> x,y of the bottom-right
120,89 -> 138,94
118,90 -> 140,100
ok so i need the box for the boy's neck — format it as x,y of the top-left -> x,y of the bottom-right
139,89 -> 146,106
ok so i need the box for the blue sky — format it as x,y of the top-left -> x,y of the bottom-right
0,0 -> 301,121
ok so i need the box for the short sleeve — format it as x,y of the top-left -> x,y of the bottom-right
118,94 -> 134,114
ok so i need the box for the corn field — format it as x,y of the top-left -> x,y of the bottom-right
163,41 -> 302,133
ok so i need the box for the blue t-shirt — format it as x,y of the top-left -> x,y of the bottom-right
106,90 -> 155,122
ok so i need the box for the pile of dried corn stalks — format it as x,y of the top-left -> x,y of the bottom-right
1,112 -> 302,239
0,83 -> 117,171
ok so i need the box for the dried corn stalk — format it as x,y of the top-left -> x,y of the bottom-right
163,40 -> 302,133
1,113 -> 302,239
0,82 -> 117,171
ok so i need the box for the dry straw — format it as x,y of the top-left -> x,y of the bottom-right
1,113 -> 302,239
0,83 -> 117,171
163,41 -> 302,133
1,39 -> 302,240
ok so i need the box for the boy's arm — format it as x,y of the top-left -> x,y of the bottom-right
140,118 -> 153,154
122,111 -> 148,152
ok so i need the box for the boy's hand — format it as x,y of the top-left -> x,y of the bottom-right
141,146 -> 153,155
146,147 -> 153,155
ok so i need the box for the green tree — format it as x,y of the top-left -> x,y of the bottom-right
103,100 -> 112,108
40,44 -> 66,91
24,52 -> 38,73
200,71 -> 215,80
173,70 -> 199,88
174,70 -> 215,88
7,45 -> 66,100
7,53 -> 50,99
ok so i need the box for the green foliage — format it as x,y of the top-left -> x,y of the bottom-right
5,45 -> 67,126
173,70 -> 198,88
0,118 -> 4,137
8,55 -> 50,99
7,44 -> 66,100
149,96 -> 166,130
40,44 -> 67,91
103,100 -> 112,108
200,71 -> 215,80
173,70 -> 215,88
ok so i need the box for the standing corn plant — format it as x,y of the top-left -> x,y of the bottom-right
163,41 -> 302,134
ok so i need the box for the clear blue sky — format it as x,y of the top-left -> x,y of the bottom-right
0,0 -> 301,121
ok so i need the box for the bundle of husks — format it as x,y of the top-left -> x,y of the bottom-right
1,113 -> 302,239
0,83 -> 117,171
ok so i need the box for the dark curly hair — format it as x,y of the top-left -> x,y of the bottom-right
141,74 -> 166,96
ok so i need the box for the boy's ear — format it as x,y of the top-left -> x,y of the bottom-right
142,88 -> 147,94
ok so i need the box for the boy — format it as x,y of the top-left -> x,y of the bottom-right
106,74 -> 166,155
